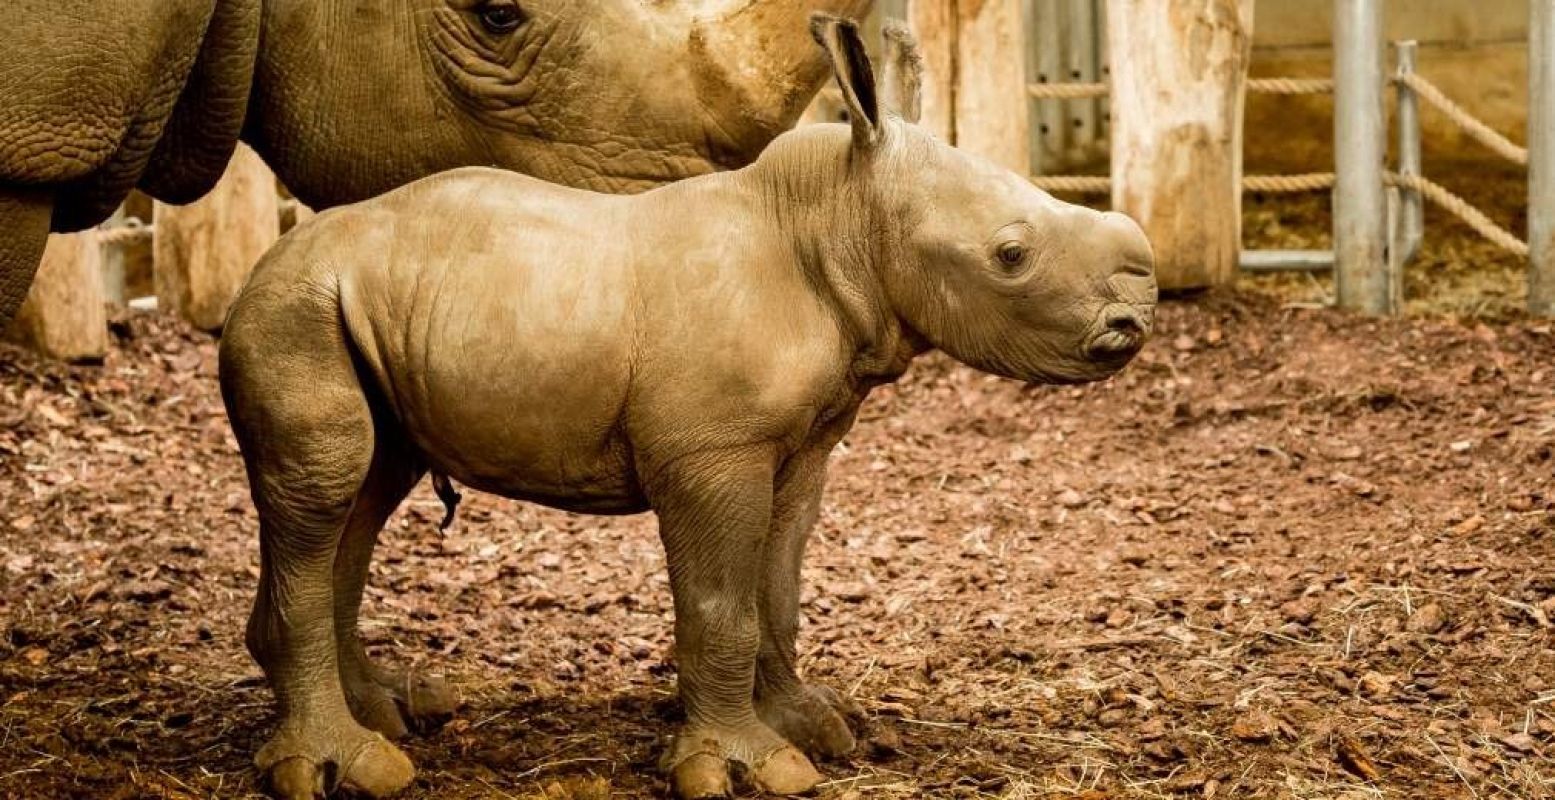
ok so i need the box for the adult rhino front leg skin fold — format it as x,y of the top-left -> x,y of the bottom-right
0,188 -> 54,329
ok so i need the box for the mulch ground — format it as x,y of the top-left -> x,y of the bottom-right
2,290 -> 1553,800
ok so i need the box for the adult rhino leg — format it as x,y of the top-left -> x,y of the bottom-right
753,447 -> 859,760
650,448 -> 822,799
0,187 -> 54,329
224,293 -> 414,800
331,432 -> 459,739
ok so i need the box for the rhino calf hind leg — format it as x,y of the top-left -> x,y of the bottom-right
331,437 -> 459,739
651,449 -> 824,799
754,450 -> 858,760
222,294 -> 416,800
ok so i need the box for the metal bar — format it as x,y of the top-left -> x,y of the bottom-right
1385,186 -> 1406,308
1238,249 -> 1336,272
1333,0 -> 1391,314
1394,40 -> 1423,265
1033,0 -> 1068,172
1063,0 -> 1099,161
1532,0 -> 1555,316
1096,0 -> 1109,143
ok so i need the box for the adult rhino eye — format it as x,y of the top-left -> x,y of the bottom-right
996,242 -> 1027,269
478,2 -> 523,34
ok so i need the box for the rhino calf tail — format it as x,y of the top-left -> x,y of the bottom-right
431,472 -> 462,531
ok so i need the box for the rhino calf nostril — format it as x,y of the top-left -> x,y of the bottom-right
1107,313 -> 1143,335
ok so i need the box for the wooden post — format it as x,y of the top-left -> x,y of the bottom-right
1107,0 -> 1254,291
1531,0 -> 1555,317
908,0 -> 956,142
5,233 -> 107,362
154,143 -> 279,331
953,0 -> 1031,172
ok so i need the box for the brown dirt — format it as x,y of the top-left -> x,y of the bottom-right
2,294 -> 1553,799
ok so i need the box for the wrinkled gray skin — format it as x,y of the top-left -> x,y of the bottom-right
0,0 -> 869,327
219,17 -> 1156,800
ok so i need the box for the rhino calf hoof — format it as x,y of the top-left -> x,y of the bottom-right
344,664 -> 461,739
665,726 -> 821,798
672,753 -> 733,799
751,745 -> 825,795
756,684 -> 858,759
257,728 -> 414,799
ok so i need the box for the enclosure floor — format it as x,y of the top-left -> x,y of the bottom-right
2,295 -> 1553,799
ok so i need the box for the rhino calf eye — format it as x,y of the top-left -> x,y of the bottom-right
996,242 -> 1027,268
478,2 -> 524,34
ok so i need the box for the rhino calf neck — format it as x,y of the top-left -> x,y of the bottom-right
219,17 -> 1155,800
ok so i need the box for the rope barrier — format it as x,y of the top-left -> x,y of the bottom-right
1246,77 -> 1335,95
1243,173 -> 1337,193
97,218 -> 154,247
1025,82 -> 1109,99
1029,175 -> 1111,193
1025,77 -> 1334,99
1384,172 -> 1528,256
1028,171 -> 1528,256
1394,72 -> 1528,166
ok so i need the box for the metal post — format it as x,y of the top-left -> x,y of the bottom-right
1031,0 -> 1067,173
1385,186 -> 1405,310
1096,0 -> 1110,142
1333,0 -> 1390,314
1531,0 -> 1555,316
1063,0 -> 1099,162
1394,40 -> 1423,265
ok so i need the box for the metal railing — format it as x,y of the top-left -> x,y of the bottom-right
1024,0 -> 1549,316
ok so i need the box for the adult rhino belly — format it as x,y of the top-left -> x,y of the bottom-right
341,231 -> 646,514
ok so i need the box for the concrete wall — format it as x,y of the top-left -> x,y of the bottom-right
1245,0 -> 1529,174
1255,0 -> 1526,50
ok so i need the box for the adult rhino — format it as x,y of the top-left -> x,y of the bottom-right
0,0 -> 870,327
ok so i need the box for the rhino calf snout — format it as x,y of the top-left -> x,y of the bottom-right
1087,304 -> 1149,361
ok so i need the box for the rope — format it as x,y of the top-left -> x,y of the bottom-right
1243,173 -> 1336,193
1029,175 -> 1111,193
1029,171 -> 1527,255
97,219 -> 154,247
1384,172 -> 1528,256
1024,77 -> 1333,100
1026,82 -> 1109,99
1395,72 -> 1528,166
1247,77 -> 1334,95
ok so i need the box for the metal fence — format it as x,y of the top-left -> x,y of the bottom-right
1021,0 -> 1550,316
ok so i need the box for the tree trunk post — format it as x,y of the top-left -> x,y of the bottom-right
1530,0 -> 1555,317
908,0 -> 957,142
154,143 -> 279,331
953,0 -> 1031,172
5,232 -> 107,363
1106,0 -> 1254,291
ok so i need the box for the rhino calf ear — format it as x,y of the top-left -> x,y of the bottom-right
810,13 -> 882,148
880,22 -> 923,124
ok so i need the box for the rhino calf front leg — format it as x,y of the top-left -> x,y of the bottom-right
329,441 -> 459,740
650,448 -> 823,799
754,447 -> 859,759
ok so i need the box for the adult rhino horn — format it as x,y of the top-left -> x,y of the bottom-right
690,0 -> 873,162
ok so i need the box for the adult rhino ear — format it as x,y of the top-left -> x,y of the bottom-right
810,13 -> 882,148
880,22 -> 923,124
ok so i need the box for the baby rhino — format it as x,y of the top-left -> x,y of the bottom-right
220,16 -> 1156,800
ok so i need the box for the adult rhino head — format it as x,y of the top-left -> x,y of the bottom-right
0,0 -> 871,327
248,0 -> 870,204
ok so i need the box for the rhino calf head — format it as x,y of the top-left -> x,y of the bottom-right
219,15 -> 1155,800
802,18 -> 1156,385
